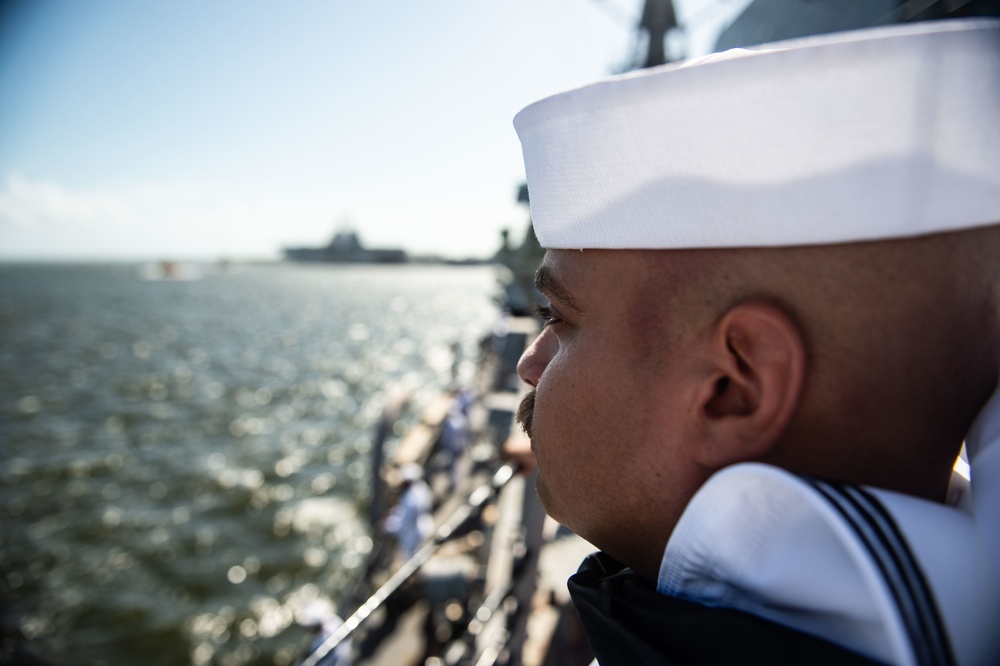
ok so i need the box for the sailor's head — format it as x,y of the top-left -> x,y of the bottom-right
513,19 -> 1000,579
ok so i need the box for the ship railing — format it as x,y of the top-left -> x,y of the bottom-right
300,463 -> 517,666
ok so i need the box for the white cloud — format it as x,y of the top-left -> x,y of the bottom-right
0,173 -> 131,230
0,173 -> 522,261
0,173 -> 306,260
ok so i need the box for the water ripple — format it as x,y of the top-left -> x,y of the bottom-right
0,262 -> 498,665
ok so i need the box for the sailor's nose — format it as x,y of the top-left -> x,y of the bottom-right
517,328 -> 557,387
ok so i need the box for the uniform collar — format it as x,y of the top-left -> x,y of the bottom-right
657,408 -> 1000,665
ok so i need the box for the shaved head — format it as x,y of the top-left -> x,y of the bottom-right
639,225 -> 1000,500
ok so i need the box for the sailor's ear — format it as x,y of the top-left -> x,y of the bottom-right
691,302 -> 806,468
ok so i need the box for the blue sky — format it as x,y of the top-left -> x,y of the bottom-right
0,0 -> 750,261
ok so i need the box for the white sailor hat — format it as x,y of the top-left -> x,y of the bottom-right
514,19 -> 1000,249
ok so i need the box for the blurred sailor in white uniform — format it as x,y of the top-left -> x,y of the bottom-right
384,463 -> 433,562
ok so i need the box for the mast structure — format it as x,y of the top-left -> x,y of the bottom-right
638,0 -> 679,67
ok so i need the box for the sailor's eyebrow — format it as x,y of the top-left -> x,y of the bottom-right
534,266 -> 583,314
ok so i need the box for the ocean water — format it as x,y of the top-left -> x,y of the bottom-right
0,262 -> 501,666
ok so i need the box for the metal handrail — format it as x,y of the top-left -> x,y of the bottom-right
301,464 -> 516,666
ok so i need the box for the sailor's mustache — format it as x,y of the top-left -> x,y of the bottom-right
516,389 -> 535,439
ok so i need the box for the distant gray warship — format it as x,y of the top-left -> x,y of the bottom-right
285,229 -> 407,263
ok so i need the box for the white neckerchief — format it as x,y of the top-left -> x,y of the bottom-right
658,387 -> 1000,665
